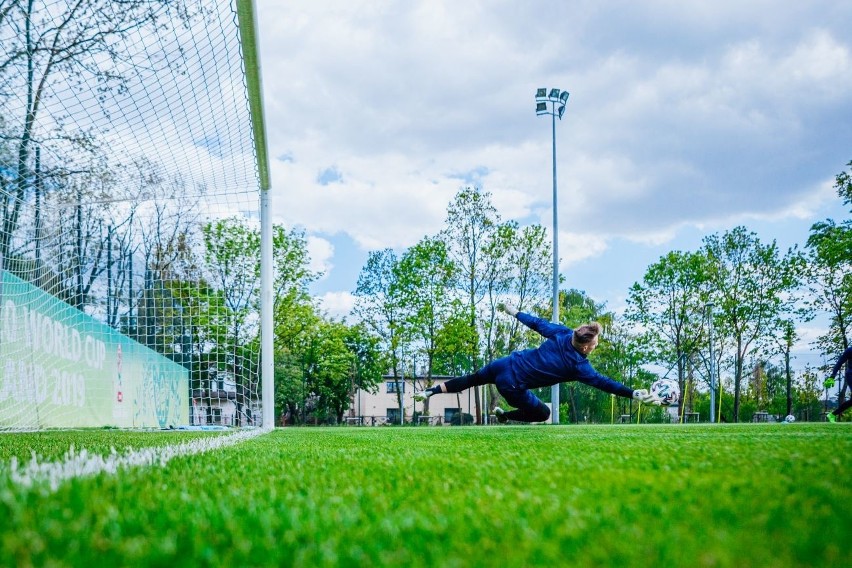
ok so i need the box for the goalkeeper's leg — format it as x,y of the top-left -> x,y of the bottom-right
414,358 -> 509,400
498,388 -> 551,423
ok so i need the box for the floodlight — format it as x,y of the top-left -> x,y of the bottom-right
533,83 -> 570,425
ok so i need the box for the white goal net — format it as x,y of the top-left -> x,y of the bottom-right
0,0 -> 272,430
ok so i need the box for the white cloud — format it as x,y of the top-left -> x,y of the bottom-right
316,291 -> 356,320
782,30 -> 851,90
560,230 -> 610,267
306,236 -> 334,278
257,0 -> 852,315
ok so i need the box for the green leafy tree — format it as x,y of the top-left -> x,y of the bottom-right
202,218 -> 317,425
592,319 -> 653,422
433,303 -> 479,377
164,278 -> 230,387
557,289 -> 614,423
804,160 -> 852,409
771,320 -> 798,417
343,323 -> 387,415
480,221 -> 551,414
480,221 -> 516,365
394,237 -> 457,418
353,248 -> 405,408
626,250 -> 711,416
702,226 -> 803,421
499,223 -> 552,353
441,186 -> 498,363
305,320 -> 357,423
440,187 -> 503,420
835,159 -> 852,206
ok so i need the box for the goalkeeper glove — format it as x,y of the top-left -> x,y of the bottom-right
824,377 -> 836,388
633,389 -> 661,405
497,302 -> 519,317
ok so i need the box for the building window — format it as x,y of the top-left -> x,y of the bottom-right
444,408 -> 459,423
387,408 -> 401,423
386,380 -> 404,394
212,408 -> 222,425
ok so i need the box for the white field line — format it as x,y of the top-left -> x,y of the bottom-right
6,428 -> 268,493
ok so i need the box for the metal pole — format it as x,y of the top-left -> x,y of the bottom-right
483,385 -> 488,425
237,0 -> 274,429
550,110 -> 560,425
260,189 -> 274,429
707,303 -> 715,423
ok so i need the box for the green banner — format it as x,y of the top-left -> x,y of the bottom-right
0,270 -> 188,429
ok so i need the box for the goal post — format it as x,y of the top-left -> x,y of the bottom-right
236,0 -> 275,430
0,0 -> 274,430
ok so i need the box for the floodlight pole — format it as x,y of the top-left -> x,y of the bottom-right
536,87 -> 569,425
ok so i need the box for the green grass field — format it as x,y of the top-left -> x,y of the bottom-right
1,424 -> 848,567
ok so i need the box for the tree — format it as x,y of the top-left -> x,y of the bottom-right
702,226 -> 803,421
835,159 -> 852,207
556,289 -> 614,423
441,187 -> 499,359
804,160 -> 852,408
199,218 -> 317,425
499,222 -> 552,352
306,320 -> 356,423
626,250 -> 711,416
0,0 -> 192,262
433,304 -> 478,377
353,248 -> 404,393
343,323 -> 386,417
771,320 -> 797,417
394,237 -> 457,418
479,221 -> 551,414
440,187 -> 503,420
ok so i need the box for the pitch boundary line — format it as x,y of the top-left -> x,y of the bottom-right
6,428 -> 268,493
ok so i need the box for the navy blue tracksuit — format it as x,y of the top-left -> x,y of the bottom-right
442,311 -> 634,422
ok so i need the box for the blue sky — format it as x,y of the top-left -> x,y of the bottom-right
255,0 -> 851,368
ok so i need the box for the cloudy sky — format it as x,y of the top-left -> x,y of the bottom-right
254,0 -> 850,362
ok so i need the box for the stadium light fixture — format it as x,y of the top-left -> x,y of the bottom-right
535,86 -> 569,425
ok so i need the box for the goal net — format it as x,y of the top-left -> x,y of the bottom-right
0,0 -> 272,430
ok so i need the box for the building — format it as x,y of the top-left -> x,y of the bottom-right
348,375 -> 487,426
190,370 -> 261,427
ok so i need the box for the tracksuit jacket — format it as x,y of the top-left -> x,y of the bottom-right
509,311 -> 634,398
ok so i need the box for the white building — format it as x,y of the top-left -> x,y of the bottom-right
348,375 -> 489,426
190,370 -> 260,427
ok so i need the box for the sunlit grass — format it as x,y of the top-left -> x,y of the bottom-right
0,424 -> 848,567
0,429 -> 230,462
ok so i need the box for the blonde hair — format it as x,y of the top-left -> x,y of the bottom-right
572,322 -> 602,346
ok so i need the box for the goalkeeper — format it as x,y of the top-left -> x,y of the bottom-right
414,303 -> 661,423
826,346 -> 852,423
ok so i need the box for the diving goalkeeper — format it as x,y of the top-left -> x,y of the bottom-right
414,303 -> 661,423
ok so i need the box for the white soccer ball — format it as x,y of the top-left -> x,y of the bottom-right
784,414 -> 796,423
650,378 -> 680,405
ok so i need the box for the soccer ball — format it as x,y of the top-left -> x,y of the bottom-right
784,414 -> 796,423
650,378 -> 680,405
